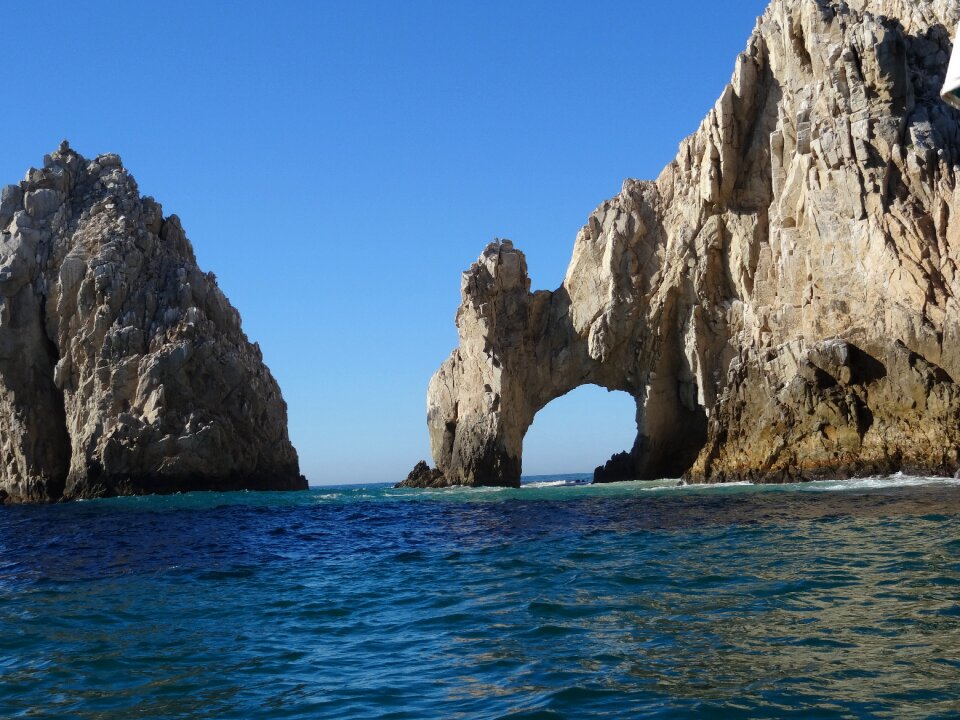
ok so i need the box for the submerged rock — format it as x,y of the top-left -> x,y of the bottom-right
0,143 -> 305,503
422,0 -> 960,487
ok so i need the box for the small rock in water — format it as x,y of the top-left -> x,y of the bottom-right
396,461 -> 447,489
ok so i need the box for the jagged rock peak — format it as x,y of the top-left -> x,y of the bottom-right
409,0 -> 960,488
0,143 -> 305,503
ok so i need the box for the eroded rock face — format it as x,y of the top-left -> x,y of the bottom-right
0,143 -> 305,503
417,0 -> 960,488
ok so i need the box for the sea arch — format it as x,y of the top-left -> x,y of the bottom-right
426,225 -> 714,488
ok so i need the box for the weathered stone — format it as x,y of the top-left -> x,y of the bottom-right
0,145 -> 305,503
594,452 -> 636,484
24,189 -> 61,218
419,0 -> 960,487
0,185 -> 22,229
395,461 -> 448,489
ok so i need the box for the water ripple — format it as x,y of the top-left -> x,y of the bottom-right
1,476 -> 960,718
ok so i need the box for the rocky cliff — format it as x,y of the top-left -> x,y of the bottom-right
403,0 -> 960,488
0,143 -> 305,503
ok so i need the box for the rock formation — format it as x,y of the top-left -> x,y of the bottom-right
398,461 -> 449,489
403,0 -> 960,488
0,143 -> 305,503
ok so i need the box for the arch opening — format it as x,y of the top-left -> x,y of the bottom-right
521,384 -> 638,482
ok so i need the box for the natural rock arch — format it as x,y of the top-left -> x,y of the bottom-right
403,0 -> 960,489
425,230 -> 713,487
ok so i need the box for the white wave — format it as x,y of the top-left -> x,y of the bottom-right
523,479 -> 587,489
635,479 -> 750,491
801,474 -> 960,492
398,485 -> 512,495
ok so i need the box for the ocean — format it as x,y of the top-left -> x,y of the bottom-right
2,474 -> 959,719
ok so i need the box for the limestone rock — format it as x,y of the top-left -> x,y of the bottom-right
0,145 -> 305,503
422,0 -> 960,487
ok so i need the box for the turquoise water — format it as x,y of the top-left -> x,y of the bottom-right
2,474 -> 960,719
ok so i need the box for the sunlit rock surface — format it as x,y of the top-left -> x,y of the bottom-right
405,0 -> 960,488
0,143 -> 304,503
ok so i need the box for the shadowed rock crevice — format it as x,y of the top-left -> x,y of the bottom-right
403,0 -> 960,489
37,290 -> 71,502
0,143 -> 305,503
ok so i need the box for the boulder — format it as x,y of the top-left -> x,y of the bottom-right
395,461 -> 448,489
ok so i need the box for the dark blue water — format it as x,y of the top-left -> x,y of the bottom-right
2,474 -> 960,719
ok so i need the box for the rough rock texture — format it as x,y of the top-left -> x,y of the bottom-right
0,143 -> 305,503
419,0 -> 960,488
395,460 -> 449,489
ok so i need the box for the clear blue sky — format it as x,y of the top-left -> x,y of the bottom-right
1,1 -> 769,484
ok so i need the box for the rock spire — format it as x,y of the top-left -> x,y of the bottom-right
0,144 -> 305,502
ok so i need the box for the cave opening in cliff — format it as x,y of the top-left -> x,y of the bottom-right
521,385 -> 637,481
